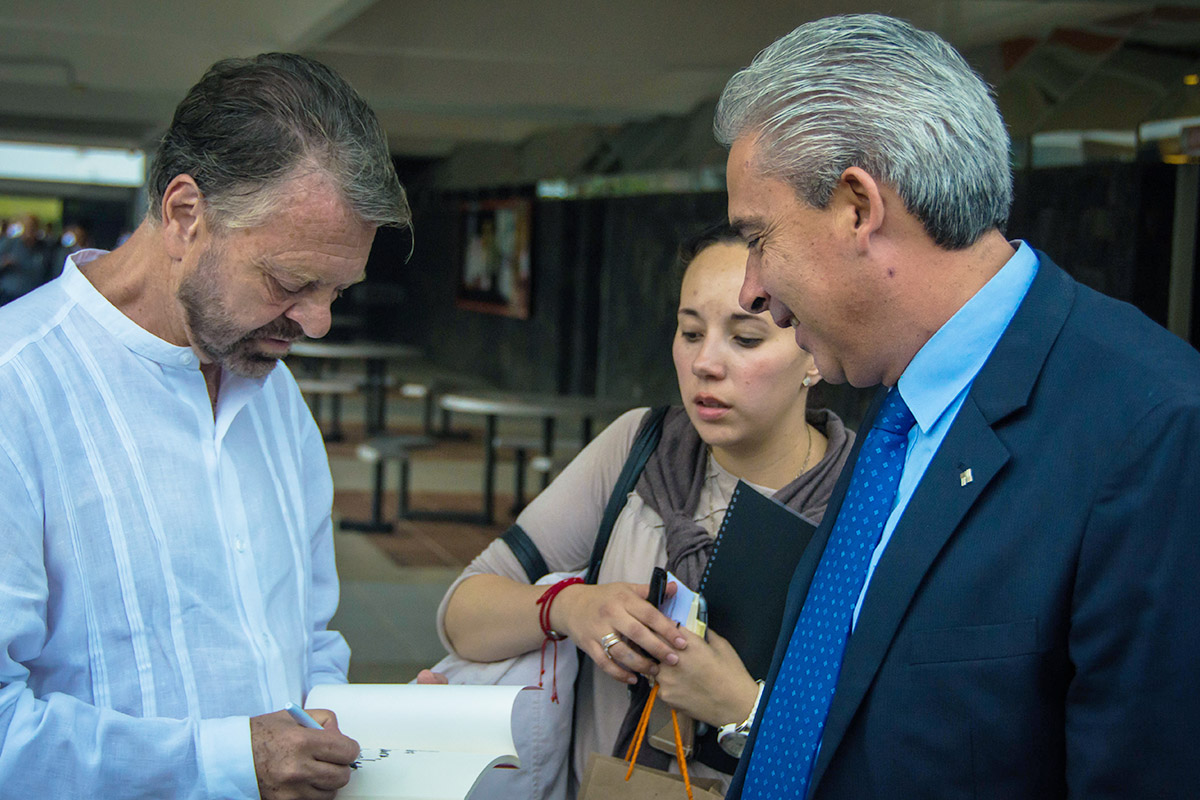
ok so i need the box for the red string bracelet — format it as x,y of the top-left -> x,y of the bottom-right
535,576 -> 583,702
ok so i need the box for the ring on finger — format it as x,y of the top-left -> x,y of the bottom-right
599,632 -> 621,659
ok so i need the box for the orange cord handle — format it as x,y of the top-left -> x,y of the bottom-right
622,684 -> 693,798
671,708 -> 693,800
624,683 -> 659,778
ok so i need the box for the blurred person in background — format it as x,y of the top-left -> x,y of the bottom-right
0,213 -> 51,304
46,219 -> 91,280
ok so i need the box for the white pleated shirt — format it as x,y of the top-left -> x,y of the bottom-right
0,251 -> 349,799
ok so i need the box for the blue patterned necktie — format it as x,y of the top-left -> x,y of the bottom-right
742,388 -> 916,799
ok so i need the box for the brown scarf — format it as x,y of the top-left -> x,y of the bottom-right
611,405 -> 853,765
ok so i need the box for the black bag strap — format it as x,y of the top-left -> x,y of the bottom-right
584,405 -> 669,585
498,406 -> 669,585
500,524 -> 551,585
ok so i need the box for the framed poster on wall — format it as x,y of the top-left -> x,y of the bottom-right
455,196 -> 533,319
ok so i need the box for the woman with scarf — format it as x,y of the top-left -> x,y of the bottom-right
434,223 -> 856,793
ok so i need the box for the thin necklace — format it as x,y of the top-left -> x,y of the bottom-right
798,423 -> 813,476
709,421 -> 814,494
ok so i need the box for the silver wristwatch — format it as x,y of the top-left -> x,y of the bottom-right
716,679 -> 765,758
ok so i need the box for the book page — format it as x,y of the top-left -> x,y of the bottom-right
305,683 -> 526,800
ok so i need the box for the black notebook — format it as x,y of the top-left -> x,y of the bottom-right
698,479 -> 818,679
691,480 -> 819,773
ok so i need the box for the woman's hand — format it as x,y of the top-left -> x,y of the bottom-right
653,628 -> 759,727
552,581 -> 687,684
415,669 -> 448,685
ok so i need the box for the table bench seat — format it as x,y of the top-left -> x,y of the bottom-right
296,378 -> 361,441
288,340 -> 422,436
339,434 -> 437,533
491,435 -> 583,510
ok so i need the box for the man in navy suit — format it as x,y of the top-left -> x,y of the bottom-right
713,13 -> 1200,799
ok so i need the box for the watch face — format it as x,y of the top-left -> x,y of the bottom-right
718,731 -> 747,758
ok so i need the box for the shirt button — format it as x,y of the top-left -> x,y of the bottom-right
235,539 -> 246,552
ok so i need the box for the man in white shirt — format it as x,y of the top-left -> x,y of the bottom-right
0,53 -> 410,799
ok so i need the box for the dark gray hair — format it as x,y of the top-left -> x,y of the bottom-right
715,14 -> 1011,249
676,221 -> 743,286
147,52 -> 410,231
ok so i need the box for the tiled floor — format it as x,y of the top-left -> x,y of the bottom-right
329,532 -> 460,682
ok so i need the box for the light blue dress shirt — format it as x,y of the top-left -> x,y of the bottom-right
0,251 -> 350,798
852,241 -> 1039,627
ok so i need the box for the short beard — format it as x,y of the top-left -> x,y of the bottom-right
177,246 -> 304,379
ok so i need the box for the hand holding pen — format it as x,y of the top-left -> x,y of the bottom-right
248,703 -> 359,800
284,702 -> 325,730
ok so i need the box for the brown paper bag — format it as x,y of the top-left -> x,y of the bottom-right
648,704 -> 695,758
578,753 -> 725,800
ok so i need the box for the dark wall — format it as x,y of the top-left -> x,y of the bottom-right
360,187 -> 875,428
364,189 -> 576,393
1008,162 -> 1176,327
372,191 -> 733,398
594,193 -> 729,404
355,162 -> 1183,435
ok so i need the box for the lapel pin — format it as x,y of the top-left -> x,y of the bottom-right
959,468 -> 974,487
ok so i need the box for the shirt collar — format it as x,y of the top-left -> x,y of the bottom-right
60,249 -> 201,370
60,250 -> 274,393
897,240 -> 1039,433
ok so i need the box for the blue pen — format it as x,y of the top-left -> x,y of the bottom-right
284,702 -> 324,730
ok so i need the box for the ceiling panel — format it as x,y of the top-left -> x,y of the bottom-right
1,0 -> 1197,162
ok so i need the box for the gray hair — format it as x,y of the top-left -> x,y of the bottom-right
715,14 -> 1011,249
147,52 -> 410,231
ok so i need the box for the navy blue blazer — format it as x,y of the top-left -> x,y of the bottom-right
727,253 -> 1200,799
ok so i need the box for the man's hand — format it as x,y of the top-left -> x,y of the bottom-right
251,708 -> 360,800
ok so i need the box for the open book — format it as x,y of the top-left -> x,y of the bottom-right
304,683 -> 527,800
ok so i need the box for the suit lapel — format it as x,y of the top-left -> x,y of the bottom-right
808,397 -> 1009,789
806,253 -> 1077,795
